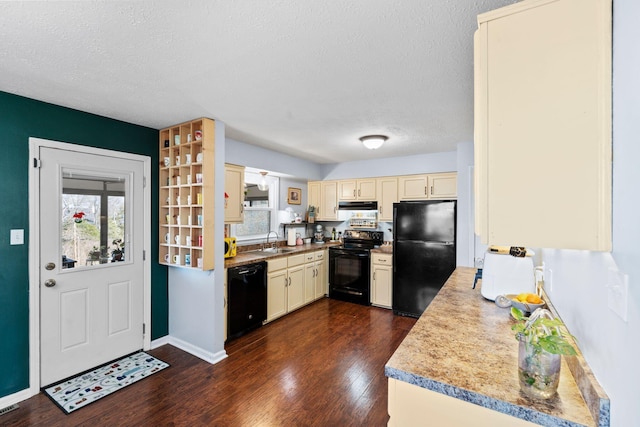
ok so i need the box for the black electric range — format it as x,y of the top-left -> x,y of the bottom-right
328,230 -> 383,305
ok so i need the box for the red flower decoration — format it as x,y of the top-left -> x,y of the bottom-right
73,211 -> 85,223
224,192 -> 229,199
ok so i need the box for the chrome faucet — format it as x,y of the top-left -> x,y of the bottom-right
265,231 -> 279,250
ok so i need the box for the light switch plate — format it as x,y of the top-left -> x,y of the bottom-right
607,267 -> 628,322
10,229 -> 24,245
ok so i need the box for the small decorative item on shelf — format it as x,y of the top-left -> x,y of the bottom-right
195,130 -> 202,141
224,192 -> 229,208
511,307 -> 577,399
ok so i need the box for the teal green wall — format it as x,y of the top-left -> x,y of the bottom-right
0,91 -> 168,398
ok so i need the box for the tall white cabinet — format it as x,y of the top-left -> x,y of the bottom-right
474,0 -> 612,251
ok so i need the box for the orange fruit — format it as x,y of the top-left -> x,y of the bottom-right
526,294 -> 542,304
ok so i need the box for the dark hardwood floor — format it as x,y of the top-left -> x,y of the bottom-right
2,298 -> 416,426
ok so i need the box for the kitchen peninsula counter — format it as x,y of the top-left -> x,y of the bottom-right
385,267 -> 609,427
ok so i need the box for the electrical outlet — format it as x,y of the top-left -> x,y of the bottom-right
10,229 -> 24,245
474,257 -> 484,268
607,267 -> 628,322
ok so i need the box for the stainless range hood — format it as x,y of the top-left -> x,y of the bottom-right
338,201 -> 378,210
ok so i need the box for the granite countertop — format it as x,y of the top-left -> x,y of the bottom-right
385,267 -> 609,427
224,242 -> 341,269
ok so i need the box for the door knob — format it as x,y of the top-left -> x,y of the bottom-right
44,279 -> 56,287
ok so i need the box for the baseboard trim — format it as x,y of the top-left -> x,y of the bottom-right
0,388 -> 35,411
151,335 -> 227,365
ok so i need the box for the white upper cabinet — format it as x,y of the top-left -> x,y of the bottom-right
474,0 -> 612,251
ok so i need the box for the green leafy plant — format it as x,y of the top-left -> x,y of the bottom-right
511,307 -> 577,356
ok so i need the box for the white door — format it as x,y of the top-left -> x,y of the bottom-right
39,146 -> 145,386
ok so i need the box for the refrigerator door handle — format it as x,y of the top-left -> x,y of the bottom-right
443,241 -> 454,245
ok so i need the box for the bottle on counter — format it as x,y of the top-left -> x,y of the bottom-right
332,228 -> 336,241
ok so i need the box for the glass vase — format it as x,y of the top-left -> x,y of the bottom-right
518,339 -> 561,399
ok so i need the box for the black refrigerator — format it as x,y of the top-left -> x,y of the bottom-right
393,200 -> 456,317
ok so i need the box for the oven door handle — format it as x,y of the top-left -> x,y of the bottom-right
331,250 -> 368,258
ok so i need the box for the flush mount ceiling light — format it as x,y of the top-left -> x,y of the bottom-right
360,135 -> 388,150
257,171 -> 269,191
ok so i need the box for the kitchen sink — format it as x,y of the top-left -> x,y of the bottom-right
251,247 -> 298,254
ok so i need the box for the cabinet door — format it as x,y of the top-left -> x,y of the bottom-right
429,173 -> 457,199
371,264 -> 392,308
475,0 -> 611,250
267,269 -> 288,322
319,181 -> 338,220
315,259 -> 326,299
357,179 -> 377,200
308,181 -> 321,217
398,175 -> 429,200
338,180 -> 357,201
224,164 -> 245,223
304,261 -> 316,304
377,177 -> 398,221
287,265 -> 305,312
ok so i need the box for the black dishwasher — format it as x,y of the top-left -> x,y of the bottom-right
227,262 -> 267,341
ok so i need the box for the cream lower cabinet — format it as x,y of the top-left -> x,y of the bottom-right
314,251 -> 327,299
371,253 -> 392,308
266,254 -> 306,322
388,378 -> 537,427
304,250 -> 327,303
474,0 -> 611,250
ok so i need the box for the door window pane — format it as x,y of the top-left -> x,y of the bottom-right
61,170 -> 127,268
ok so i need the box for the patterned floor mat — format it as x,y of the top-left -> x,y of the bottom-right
43,351 -> 169,414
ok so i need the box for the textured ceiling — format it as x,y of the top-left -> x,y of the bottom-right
0,0 -> 517,164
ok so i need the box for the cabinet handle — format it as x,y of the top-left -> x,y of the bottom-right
285,277 -> 288,287
353,189 -> 356,197
373,272 -> 376,281
430,186 -> 433,195
240,203 -> 244,213
358,189 -> 361,197
424,186 -> 427,195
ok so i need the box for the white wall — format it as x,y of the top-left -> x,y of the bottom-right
456,142 -> 475,267
320,151 -> 457,180
226,137 -> 324,180
540,3 -> 640,426
168,122 -> 227,362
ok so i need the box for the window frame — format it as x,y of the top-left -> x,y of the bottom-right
230,172 -> 279,243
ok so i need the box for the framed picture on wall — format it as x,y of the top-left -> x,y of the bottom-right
288,187 -> 301,205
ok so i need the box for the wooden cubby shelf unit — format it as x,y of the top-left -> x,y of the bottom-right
159,118 -> 215,270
